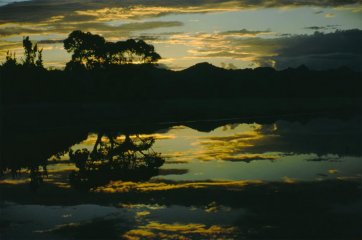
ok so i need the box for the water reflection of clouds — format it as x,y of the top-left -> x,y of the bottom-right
3,118 -> 361,188
123,204 -> 242,239
1,119 -> 361,239
154,118 -> 361,182
251,118 -> 362,156
73,123 -> 265,164
195,118 -> 362,162
94,180 -> 262,193
80,133 -> 176,146
159,123 -> 277,163
8,118 -> 361,181
123,221 -> 237,240
61,118 -> 362,183
2,177 -> 360,239
195,128 -> 281,162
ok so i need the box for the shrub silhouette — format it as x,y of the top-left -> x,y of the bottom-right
22,36 -> 44,68
2,51 -> 18,69
1,37 -> 44,69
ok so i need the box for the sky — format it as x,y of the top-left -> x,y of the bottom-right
0,0 -> 361,70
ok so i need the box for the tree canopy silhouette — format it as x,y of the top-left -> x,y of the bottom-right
64,30 -> 161,70
1,36 -> 44,69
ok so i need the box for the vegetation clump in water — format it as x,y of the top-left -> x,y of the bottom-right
69,134 -> 164,190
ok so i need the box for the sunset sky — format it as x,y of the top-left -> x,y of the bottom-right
0,0 -> 361,70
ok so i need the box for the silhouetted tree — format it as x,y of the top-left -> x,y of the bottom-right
35,48 -> 43,68
64,59 -> 87,72
64,30 -> 161,70
64,30 -> 106,69
23,36 -> 34,65
22,36 -> 44,68
121,39 -> 161,63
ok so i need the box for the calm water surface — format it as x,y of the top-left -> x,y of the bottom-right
1,117 -> 361,239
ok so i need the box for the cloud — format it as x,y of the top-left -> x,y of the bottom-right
158,168 -> 189,176
0,41 -> 21,52
258,29 -> 362,70
0,0 -> 360,24
314,10 -> 324,14
304,25 -> 341,30
179,29 -> 362,70
0,21 -> 183,38
37,39 -> 64,44
108,21 -> 183,32
204,51 -> 253,59
0,1 -> 361,69
220,62 -> 238,69
325,12 -> 336,17
0,25 -> 45,37
222,28 -> 272,37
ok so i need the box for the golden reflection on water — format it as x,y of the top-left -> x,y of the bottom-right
2,120 -> 361,191
68,123 -> 278,166
93,179 -> 263,193
123,221 -> 237,240
0,178 -> 30,184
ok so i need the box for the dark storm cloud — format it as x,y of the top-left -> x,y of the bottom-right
231,29 -> 362,70
269,29 -> 362,70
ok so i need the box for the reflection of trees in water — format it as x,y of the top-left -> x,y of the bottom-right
0,129 -> 88,191
0,124 -> 164,191
69,133 -> 164,190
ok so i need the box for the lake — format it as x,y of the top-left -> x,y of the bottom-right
1,116 -> 361,239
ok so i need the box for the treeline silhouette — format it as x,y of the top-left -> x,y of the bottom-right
1,62 -> 361,104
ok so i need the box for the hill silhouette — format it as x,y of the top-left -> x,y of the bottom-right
181,62 -> 226,74
2,61 -> 360,102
